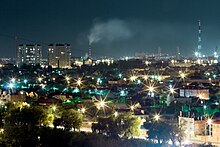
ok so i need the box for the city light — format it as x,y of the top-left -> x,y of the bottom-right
154,114 -> 160,121
168,85 -> 176,94
77,78 -> 82,86
24,79 -> 28,84
114,111 -> 118,117
8,83 -> 14,89
38,77 -> 42,82
65,76 -> 70,81
52,105 -> 57,111
195,51 -> 199,57
100,100 -> 105,108
169,87 -> 175,94
143,75 -> 148,80
207,118 -> 212,125
81,107 -> 86,114
149,86 -> 154,92
118,73 -> 122,78
11,78 -> 16,83
179,71 -> 186,79
130,75 -> 137,82
130,105 -> 135,111
0,128 -> 4,134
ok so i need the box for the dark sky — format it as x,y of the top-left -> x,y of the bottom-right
1,0 -> 220,58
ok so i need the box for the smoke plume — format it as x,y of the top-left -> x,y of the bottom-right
88,19 -> 132,45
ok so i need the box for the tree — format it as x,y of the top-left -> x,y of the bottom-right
92,112 -> 141,138
61,109 -> 83,131
117,112 -> 141,138
145,121 -> 170,144
144,120 -> 185,146
3,106 -> 44,146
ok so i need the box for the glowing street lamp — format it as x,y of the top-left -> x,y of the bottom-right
130,75 -> 137,82
38,77 -> 42,82
65,76 -> 70,81
0,128 -> 4,134
157,76 -> 162,81
114,111 -> 118,117
77,78 -> 82,86
180,73 -> 186,79
118,73 -> 122,78
154,114 -> 160,121
52,105 -> 57,112
144,75 -> 148,80
99,100 -> 105,108
130,105 -> 135,111
8,83 -> 14,89
24,79 -> 28,84
207,118 -> 212,125
169,87 -> 175,94
11,78 -> 16,83
148,86 -> 154,93
81,107 -> 86,114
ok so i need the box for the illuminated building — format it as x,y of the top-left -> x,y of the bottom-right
179,85 -> 209,100
16,44 -> 42,67
48,43 -> 71,68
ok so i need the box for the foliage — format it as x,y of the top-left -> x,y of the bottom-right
3,106 -> 43,146
144,121 -> 184,146
61,109 -> 83,131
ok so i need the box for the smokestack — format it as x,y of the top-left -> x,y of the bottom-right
88,45 -> 92,59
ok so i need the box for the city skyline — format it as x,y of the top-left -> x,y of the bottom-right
1,0 -> 220,58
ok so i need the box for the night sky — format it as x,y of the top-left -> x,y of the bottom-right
1,0 -> 220,58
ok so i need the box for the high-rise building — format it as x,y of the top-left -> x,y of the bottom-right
48,43 -> 71,68
196,19 -> 202,58
17,44 -> 42,67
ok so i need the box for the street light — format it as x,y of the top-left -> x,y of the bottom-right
11,78 -> 16,83
169,86 -> 175,94
52,105 -> 56,112
143,75 -> 148,80
148,86 -> 154,92
114,111 -> 118,117
207,118 -> 212,125
180,73 -> 185,79
65,76 -> 70,81
130,75 -> 137,82
130,105 -> 135,111
154,114 -> 160,121
99,100 -> 105,108
24,79 -> 28,84
38,77 -> 42,82
81,107 -> 86,114
77,78 -> 82,86
8,83 -> 14,89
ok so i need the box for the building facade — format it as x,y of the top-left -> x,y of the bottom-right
179,85 -> 209,100
48,44 -> 71,68
17,44 -> 42,67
